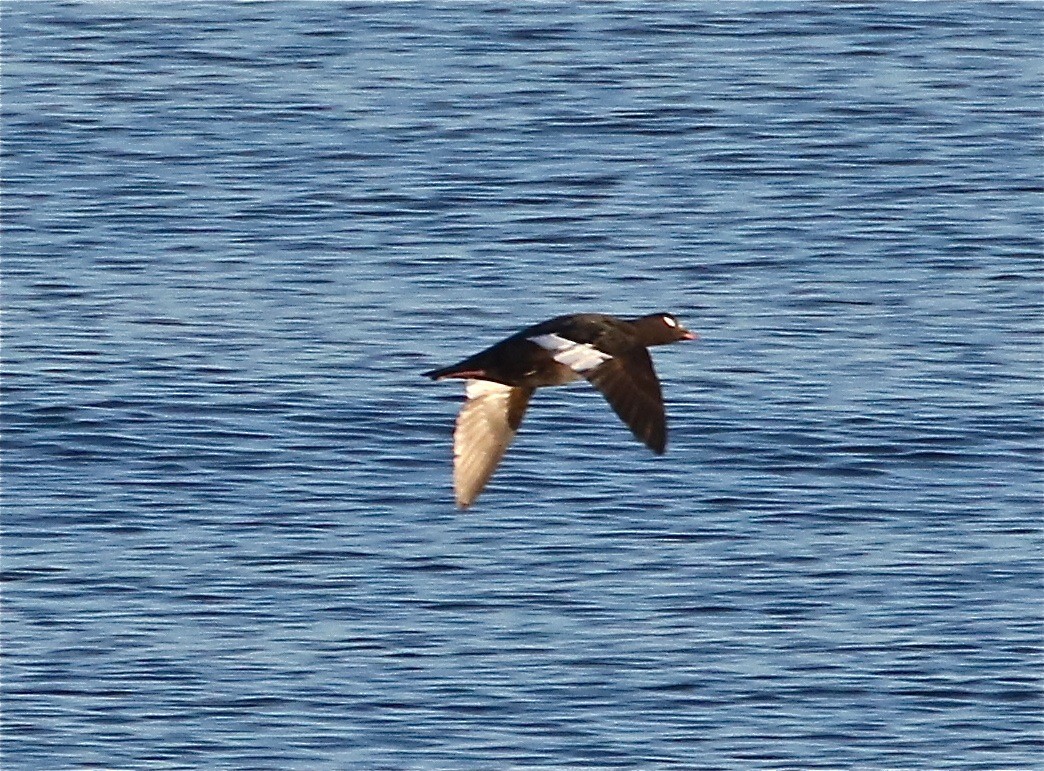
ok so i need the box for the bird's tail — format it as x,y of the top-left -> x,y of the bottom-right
423,363 -> 485,380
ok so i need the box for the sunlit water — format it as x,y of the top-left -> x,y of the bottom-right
3,3 -> 1042,768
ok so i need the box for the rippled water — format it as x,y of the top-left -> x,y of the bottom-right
3,2 -> 1042,768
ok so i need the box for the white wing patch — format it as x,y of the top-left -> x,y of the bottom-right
528,333 -> 613,373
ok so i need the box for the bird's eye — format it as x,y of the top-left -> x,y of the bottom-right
663,316 -> 677,328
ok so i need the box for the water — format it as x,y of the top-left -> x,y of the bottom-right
2,2 -> 1042,768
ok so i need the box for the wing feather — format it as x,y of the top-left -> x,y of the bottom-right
453,380 -> 533,508
527,333 -> 612,373
585,350 -> 667,454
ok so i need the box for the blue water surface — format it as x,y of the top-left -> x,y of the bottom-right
2,2 -> 1042,769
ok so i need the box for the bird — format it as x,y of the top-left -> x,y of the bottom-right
424,312 -> 695,508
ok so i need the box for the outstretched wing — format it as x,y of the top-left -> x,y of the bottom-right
584,350 -> 667,454
528,333 -> 667,454
453,380 -> 533,508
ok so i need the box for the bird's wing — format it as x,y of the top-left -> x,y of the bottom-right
527,333 -> 613,373
453,380 -> 533,508
528,332 -> 667,454
584,349 -> 667,454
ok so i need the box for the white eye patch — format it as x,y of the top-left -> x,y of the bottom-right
663,316 -> 678,328
528,333 -> 613,373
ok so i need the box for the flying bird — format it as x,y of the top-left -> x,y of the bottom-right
424,312 -> 695,508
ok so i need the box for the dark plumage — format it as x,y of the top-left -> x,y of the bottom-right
424,312 -> 695,508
